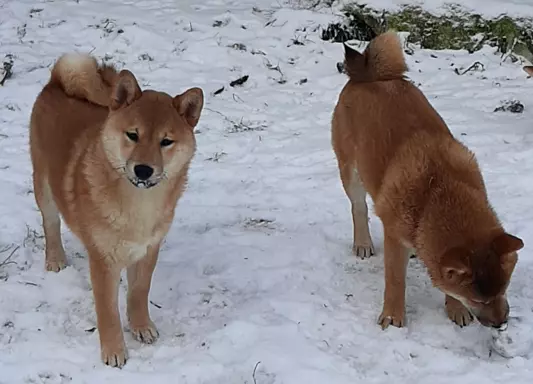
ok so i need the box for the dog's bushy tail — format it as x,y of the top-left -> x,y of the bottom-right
49,53 -> 118,107
343,31 -> 407,83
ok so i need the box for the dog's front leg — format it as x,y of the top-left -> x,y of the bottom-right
88,252 -> 126,367
127,243 -> 160,344
378,232 -> 409,329
445,295 -> 474,327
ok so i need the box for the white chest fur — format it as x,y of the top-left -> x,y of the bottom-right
90,185 -> 172,266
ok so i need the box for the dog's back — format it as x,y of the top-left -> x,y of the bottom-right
30,54 -> 116,158
30,54 -> 116,215
332,32 -> 460,198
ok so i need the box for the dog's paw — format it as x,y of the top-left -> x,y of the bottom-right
352,243 -> 375,259
378,308 -> 405,329
446,298 -> 473,327
101,343 -> 128,368
131,322 -> 159,344
45,259 -> 66,273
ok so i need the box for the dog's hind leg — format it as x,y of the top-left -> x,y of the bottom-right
339,164 -> 375,258
33,173 -> 67,272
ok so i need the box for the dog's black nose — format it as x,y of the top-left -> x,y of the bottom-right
492,321 -> 508,330
134,164 -> 154,180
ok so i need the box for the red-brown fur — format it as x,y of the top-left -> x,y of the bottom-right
332,31 -> 524,330
30,53 -> 203,367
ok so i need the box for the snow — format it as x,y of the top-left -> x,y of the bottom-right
1,0 -> 533,383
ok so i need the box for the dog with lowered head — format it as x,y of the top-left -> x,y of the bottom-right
332,31 -> 524,331
29,53 -> 203,367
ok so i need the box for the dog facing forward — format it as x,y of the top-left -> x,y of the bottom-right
332,32 -> 523,330
29,54 -> 203,367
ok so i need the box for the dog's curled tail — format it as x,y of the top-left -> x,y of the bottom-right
343,31 -> 407,83
50,53 -> 118,107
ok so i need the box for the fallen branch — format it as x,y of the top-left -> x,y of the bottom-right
230,75 -> 249,87
264,58 -> 287,84
0,245 -> 19,268
213,86 -> 225,95
454,61 -> 484,75
252,361 -> 261,384
0,54 -> 14,86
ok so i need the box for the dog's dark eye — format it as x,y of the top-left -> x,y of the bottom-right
125,132 -> 139,142
160,138 -> 174,147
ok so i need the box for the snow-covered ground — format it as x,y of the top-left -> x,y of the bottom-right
1,0 -> 533,383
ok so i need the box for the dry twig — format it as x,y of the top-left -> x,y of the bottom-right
252,361 -> 261,384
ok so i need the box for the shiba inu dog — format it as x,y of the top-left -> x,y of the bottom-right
331,31 -> 524,330
29,53 -> 203,367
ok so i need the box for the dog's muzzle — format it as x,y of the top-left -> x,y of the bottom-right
128,177 -> 160,189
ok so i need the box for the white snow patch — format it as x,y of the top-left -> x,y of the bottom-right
1,0 -> 533,383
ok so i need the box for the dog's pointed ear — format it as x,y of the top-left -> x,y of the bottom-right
492,233 -> 523,272
344,42 -> 363,60
440,248 -> 471,283
492,233 -> 524,256
173,87 -> 204,128
110,70 -> 142,111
